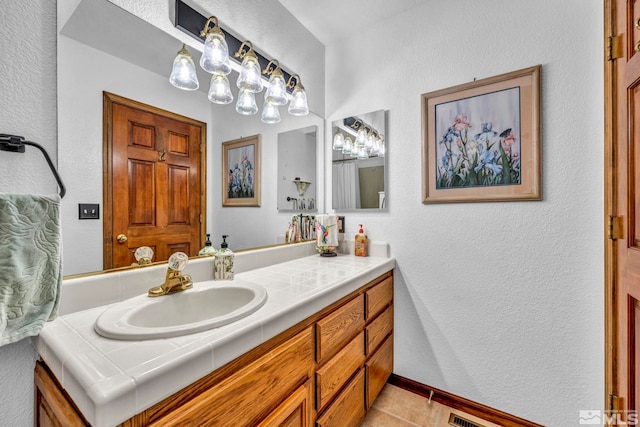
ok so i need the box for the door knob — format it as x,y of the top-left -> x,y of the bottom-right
117,234 -> 128,244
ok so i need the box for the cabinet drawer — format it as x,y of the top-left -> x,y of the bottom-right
365,333 -> 393,409
316,294 -> 365,363
366,305 -> 393,355
316,331 -> 365,412
151,327 -> 314,427
366,276 -> 393,320
316,369 -> 365,427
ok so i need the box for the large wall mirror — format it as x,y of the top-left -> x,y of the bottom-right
58,0 -> 323,276
277,126 -> 317,212
331,110 -> 386,211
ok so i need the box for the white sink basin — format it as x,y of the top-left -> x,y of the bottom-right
94,281 -> 268,340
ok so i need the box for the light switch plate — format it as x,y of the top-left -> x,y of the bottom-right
79,203 -> 100,220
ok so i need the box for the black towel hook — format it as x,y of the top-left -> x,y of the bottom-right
0,134 -> 66,198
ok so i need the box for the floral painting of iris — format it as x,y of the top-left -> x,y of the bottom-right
422,65 -> 541,203
227,145 -> 255,198
222,134 -> 261,207
435,87 -> 521,189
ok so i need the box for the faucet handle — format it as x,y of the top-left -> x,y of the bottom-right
168,252 -> 189,271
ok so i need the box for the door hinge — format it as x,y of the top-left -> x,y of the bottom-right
608,35 -> 623,61
609,393 -> 622,412
608,216 -> 623,240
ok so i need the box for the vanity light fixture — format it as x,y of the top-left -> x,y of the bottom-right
332,132 -> 345,150
235,41 -> 263,93
208,74 -> 233,104
169,44 -> 199,91
342,136 -> 354,155
261,100 -> 281,123
355,124 -> 367,147
286,74 -> 309,116
263,60 -> 288,106
365,128 -> 375,150
199,16 -> 231,75
236,87 -> 259,115
173,0 -> 310,122
333,116 -> 384,159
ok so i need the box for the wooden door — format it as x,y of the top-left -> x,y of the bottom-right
103,92 -> 206,269
607,0 -> 640,422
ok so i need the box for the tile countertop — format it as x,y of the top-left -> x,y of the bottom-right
33,248 -> 395,427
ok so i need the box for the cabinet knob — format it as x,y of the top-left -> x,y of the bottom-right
117,234 -> 128,244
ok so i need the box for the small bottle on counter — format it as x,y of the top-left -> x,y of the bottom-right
214,235 -> 235,280
354,224 -> 368,257
198,234 -> 217,257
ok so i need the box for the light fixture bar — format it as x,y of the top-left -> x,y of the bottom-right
174,0 -> 297,93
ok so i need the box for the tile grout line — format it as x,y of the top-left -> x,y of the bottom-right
370,405 -> 426,427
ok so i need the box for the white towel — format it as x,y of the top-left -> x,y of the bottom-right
0,194 -> 62,346
315,214 -> 339,248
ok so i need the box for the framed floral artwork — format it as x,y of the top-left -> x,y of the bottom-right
421,65 -> 541,203
222,134 -> 261,207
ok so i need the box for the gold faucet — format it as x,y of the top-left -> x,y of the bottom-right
148,252 -> 193,297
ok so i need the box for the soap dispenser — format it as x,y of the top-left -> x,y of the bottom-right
354,224 -> 368,257
198,234 -> 217,257
214,235 -> 235,280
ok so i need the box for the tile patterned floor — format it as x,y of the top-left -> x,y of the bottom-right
360,384 -> 502,427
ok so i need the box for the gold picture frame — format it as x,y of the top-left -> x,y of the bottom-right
421,65 -> 541,203
222,134 -> 261,207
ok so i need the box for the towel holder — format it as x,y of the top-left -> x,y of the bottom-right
0,134 -> 66,198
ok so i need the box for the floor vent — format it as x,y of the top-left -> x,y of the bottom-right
448,413 -> 485,427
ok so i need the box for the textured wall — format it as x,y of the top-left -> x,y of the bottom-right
0,1 -> 58,195
0,2 -> 56,426
325,0 -> 603,425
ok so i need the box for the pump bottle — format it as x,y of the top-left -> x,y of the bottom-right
354,224 -> 368,257
214,235 -> 235,280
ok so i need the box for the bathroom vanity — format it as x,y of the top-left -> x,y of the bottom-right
32,242 -> 395,426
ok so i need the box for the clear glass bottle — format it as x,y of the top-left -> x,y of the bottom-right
214,235 -> 235,280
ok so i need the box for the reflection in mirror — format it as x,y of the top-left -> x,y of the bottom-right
331,110 -> 386,210
57,0 -> 324,276
277,126 -> 317,211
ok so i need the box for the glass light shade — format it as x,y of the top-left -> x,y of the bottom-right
235,88 -> 258,115
200,31 -> 231,75
355,127 -> 367,146
288,86 -> 309,116
261,100 -> 281,124
169,45 -> 199,91
264,73 -> 288,106
370,138 -> 380,155
208,74 -> 233,104
379,142 -> 386,157
342,136 -> 353,155
333,132 -> 344,150
237,55 -> 263,93
357,145 -> 369,159
365,133 -> 375,149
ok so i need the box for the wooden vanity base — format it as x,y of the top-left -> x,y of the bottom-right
34,271 -> 394,427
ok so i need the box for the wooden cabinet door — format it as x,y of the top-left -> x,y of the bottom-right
258,380 -> 313,427
150,327 -> 314,426
34,361 -> 87,427
103,92 -> 206,269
